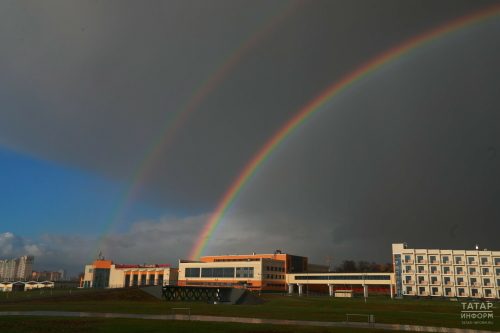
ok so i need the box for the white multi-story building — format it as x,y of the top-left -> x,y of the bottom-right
0,255 -> 34,280
393,243 -> 500,299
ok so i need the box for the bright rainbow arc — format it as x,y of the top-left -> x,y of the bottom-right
189,4 -> 500,260
90,1 -> 306,261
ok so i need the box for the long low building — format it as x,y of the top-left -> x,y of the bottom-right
286,271 -> 395,297
0,281 -> 79,291
178,252 -> 329,292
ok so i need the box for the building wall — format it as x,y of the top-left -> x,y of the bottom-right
0,255 -> 34,280
200,253 -> 308,274
121,267 -> 176,287
393,243 -> 500,298
81,260 -> 176,288
179,257 -> 286,291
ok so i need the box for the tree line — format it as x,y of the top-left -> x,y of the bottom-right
332,260 -> 393,272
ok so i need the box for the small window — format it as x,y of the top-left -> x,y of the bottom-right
89,269 -> 92,273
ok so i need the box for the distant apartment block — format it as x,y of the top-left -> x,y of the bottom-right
32,271 -> 62,281
0,255 -> 34,280
393,243 -> 500,299
58,269 -> 67,280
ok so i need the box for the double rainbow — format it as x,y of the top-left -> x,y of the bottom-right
189,3 -> 500,260
91,1 -> 305,260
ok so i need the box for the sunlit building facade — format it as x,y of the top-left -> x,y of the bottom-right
178,252 -> 329,291
80,259 -> 178,288
393,243 -> 500,299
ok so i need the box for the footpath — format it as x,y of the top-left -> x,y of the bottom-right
0,311 -> 497,333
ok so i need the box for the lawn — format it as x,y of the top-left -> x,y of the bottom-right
0,289 -> 498,332
0,316 -> 408,333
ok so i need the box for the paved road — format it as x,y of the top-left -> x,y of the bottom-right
0,311 -> 497,332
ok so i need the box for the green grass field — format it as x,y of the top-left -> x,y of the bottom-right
0,288 -> 96,300
0,289 -> 498,332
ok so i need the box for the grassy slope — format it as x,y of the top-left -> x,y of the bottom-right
0,290 -> 498,332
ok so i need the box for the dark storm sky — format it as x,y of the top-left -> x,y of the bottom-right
1,0 -> 499,274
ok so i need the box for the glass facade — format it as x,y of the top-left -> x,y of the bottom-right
185,268 -> 200,277
93,268 -> 110,288
201,267 -> 235,278
395,254 -> 402,297
235,267 -> 254,278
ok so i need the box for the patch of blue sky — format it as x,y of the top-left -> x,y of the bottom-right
0,147 -> 181,238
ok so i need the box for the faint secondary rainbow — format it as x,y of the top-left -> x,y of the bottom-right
189,4 -> 500,260
90,1 -> 306,260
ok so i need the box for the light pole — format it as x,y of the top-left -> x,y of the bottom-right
363,270 -> 367,303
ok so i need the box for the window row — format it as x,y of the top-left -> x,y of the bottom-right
214,258 -> 260,262
295,275 -> 391,280
184,267 -> 254,278
266,274 -> 283,279
403,276 -> 500,286
403,266 -> 500,275
404,286 -> 499,297
266,266 -> 284,272
403,255 -> 500,265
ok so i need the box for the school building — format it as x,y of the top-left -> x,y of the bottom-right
178,251 -> 329,291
